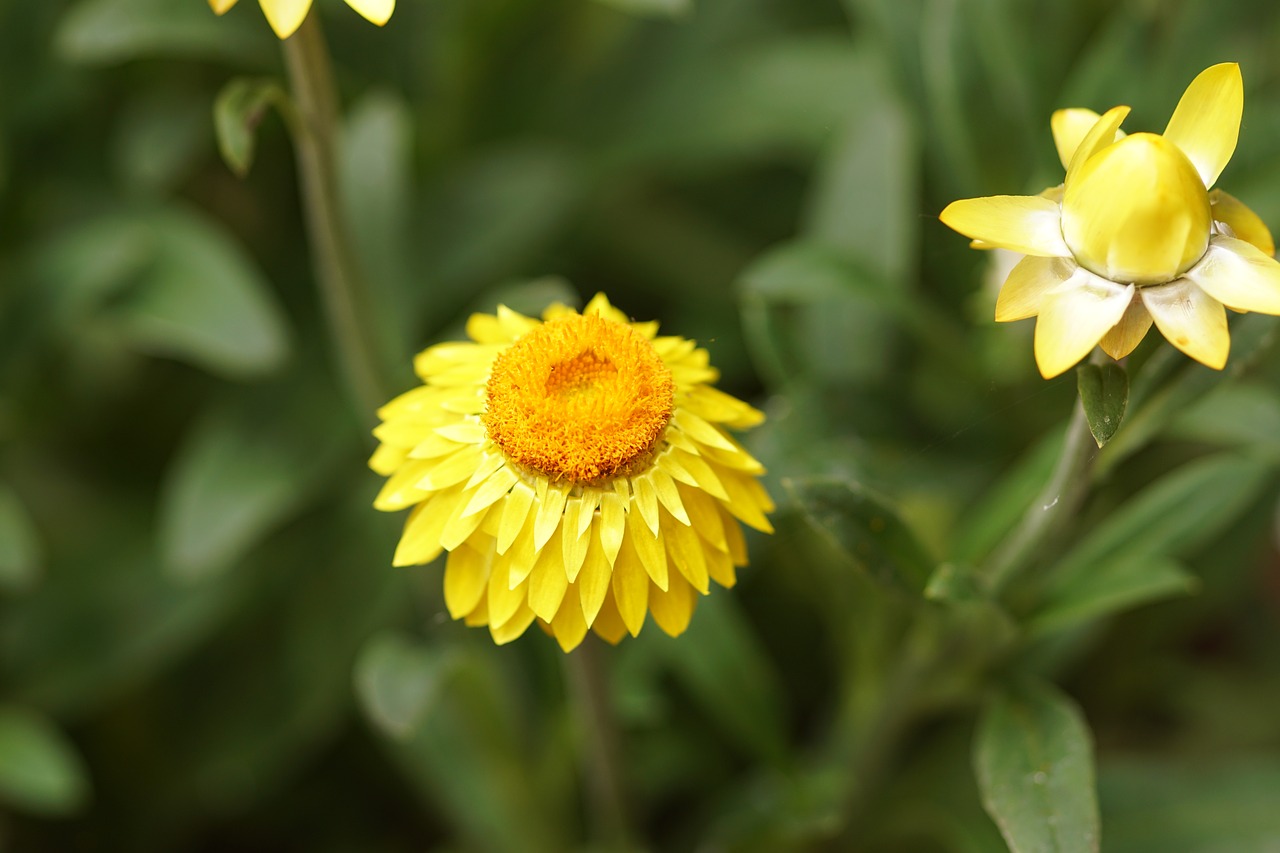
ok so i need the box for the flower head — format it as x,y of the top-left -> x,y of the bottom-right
370,294 -> 774,652
209,0 -> 394,39
941,63 -> 1280,378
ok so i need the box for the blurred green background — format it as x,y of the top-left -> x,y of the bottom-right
3,0 -> 1280,850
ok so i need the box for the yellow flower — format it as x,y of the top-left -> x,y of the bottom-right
209,0 -> 394,39
370,294 -> 774,652
941,63 -> 1280,378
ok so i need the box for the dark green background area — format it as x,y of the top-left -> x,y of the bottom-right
2,0 -> 1280,850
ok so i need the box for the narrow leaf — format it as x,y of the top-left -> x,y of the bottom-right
0,486 -> 42,591
974,681 -> 1100,853
1076,361 -> 1128,447
0,706 -> 91,816
1028,555 -> 1198,637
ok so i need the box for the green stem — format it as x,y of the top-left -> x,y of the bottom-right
979,393 -> 1097,595
281,15 -> 389,422
564,640 -> 632,850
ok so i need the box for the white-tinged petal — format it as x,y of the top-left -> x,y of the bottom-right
1141,280 -> 1229,369
995,255 -> 1076,321
344,0 -> 393,25
1183,236 -> 1280,314
1099,296 -> 1153,360
939,195 -> 1070,257
1163,62 -> 1243,188
259,0 -> 312,38
1033,271 -> 1134,378
1065,106 -> 1131,186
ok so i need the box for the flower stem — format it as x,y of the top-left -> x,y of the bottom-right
564,640 -> 632,850
281,15 -> 389,422
979,391 -> 1097,595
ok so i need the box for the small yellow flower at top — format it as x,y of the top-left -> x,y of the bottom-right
209,0 -> 394,40
941,63 -> 1280,378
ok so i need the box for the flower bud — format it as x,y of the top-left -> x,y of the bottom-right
1061,132 -> 1211,285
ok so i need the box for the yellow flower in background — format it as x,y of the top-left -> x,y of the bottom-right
941,63 -> 1280,378
371,294 -> 774,652
209,0 -> 394,39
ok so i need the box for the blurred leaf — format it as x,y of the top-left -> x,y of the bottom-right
214,77 -> 291,178
784,476 -> 934,593
0,486 -> 43,592
952,428 -> 1062,565
356,634 -> 564,853
353,633 -> 450,741
655,593 -> 788,763
114,89 -> 213,194
973,681 -> 1099,853
1166,381 -> 1280,457
1100,759 -> 1280,852
158,378 -> 351,581
592,0 -> 690,18
0,705 -> 90,816
55,0 -> 268,64
1051,454 -> 1273,589
1027,555 -> 1198,637
1076,362 -> 1128,448
106,207 -> 291,377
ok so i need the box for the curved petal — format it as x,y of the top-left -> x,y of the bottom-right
940,195 -> 1069,257
1183,236 -> 1280,314
344,0 -> 394,25
1052,109 -> 1126,171
1162,63 -> 1243,188
259,0 -> 312,38
1065,106 -> 1131,186
995,255 -> 1076,321
1210,189 -> 1275,255
1033,271 -> 1134,378
210,0 -> 238,13
1099,296 -> 1153,359
1141,280 -> 1229,369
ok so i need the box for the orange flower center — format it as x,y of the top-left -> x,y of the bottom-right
483,313 -> 675,484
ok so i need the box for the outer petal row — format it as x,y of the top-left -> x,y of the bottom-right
1033,270 -> 1134,379
939,195 -> 1070,257
1184,236 -> 1280,314
1163,62 -> 1243,189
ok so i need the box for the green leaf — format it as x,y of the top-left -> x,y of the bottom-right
1027,555 -> 1198,637
158,379 -> 351,581
107,207 -> 291,377
0,486 -> 42,592
1075,361 -> 1128,448
114,90 -> 213,194
355,635 -> 565,853
213,78 -> 292,178
1166,381 -> 1280,457
353,634 -> 451,741
1051,454 -> 1273,588
654,593 -> 788,763
0,706 -> 90,816
784,476 -> 934,593
55,0 -> 269,65
592,0 -> 691,17
974,681 -> 1099,853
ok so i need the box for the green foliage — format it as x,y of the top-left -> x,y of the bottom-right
4,0 -> 1280,850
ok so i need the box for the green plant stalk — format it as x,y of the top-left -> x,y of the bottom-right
282,15 -> 389,423
979,391 -> 1098,596
565,640 -> 632,850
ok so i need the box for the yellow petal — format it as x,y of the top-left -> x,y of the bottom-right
1099,297 -> 1153,360
490,604 -> 536,645
1163,63 -> 1243,188
995,255 -> 1076,321
1033,272 -> 1134,378
443,545 -> 490,619
259,0 -> 312,38
496,481 -> 534,555
1140,280 -> 1229,369
1210,189 -> 1275,256
344,0 -> 394,25
626,505 -> 668,590
577,531 -> 612,625
663,511 -> 709,594
939,195 -> 1070,257
648,572 -> 696,638
591,592 -> 628,645
487,550 -> 527,629
1184,236 -> 1280,314
1065,105 -> 1131,184
550,590 -> 588,652
209,0 -> 238,13
1051,108 -> 1125,170
611,535 -> 650,637
527,527 -> 568,622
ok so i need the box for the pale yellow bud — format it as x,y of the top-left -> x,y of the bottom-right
1061,132 -> 1211,285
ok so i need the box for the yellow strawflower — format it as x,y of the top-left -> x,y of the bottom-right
942,63 -> 1280,378
370,294 -> 774,652
208,0 -> 394,39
